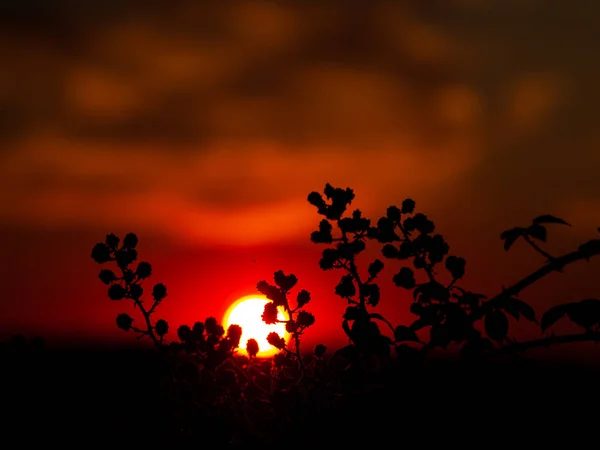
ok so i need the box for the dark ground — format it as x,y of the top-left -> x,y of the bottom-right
2,345 -> 599,447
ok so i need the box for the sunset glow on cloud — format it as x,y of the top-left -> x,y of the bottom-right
0,0 -> 598,344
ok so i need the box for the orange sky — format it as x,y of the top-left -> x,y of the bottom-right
0,1 -> 599,353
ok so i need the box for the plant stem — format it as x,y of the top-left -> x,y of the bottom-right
473,240 -> 600,322
132,297 -> 160,347
340,229 -> 366,308
523,235 -> 555,261
283,300 -> 304,372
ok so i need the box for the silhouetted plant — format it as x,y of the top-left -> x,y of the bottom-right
88,184 -> 600,444
308,184 -> 396,358
307,183 -> 600,360
91,233 -> 169,347
256,270 -> 315,372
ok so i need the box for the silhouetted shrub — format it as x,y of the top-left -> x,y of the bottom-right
86,184 -> 600,444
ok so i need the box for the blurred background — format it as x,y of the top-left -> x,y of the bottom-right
0,0 -> 598,356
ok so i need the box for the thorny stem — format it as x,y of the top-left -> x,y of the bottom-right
131,296 -> 160,347
282,299 -> 304,372
523,235 -> 555,261
475,240 -> 600,322
395,219 -> 436,283
117,263 -> 161,348
340,229 -> 366,308
415,235 -> 600,356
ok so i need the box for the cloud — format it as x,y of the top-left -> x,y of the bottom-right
0,135 -> 480,245
0,0 -> 598,246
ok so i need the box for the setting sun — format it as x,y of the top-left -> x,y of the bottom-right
223,295 -> 290,358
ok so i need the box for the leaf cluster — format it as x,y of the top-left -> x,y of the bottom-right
88,185 -> 600,443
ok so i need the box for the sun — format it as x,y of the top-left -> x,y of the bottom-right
223,295 -> 290,358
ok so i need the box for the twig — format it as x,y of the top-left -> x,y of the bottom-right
473,240 -> 600,322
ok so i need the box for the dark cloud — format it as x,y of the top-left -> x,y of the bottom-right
0,0 -> 598,243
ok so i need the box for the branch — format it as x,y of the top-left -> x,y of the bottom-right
473,239 -> 600,322
522,235 -> 555,261
131,296 -> 160,347
395,219 -> 436,283
340,229 -> 366,308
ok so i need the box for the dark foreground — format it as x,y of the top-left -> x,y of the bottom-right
2,345 -> 599,447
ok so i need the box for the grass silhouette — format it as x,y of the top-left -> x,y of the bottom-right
3,183 -> 600,445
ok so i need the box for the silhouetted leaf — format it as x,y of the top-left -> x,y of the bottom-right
177,324 -> 192,342
381,244 -> 398,258
532,215 -> 570,226
91,242 -> 112,264
256,280 -> 286,305
401,198 -> 416,214
155,319 -> 169,336
246,338 -> 259,357
342,319 -> 351,338
226,324 -> 242,348
393,267 -> 415,289
122,269 -> 135,284
98,269 -> 117,285
152,283 -> 167,301
376,217 -> 400,242
129,283 -> 143,299
115,248 -> 137,267
339,210 -> 371,233
500,228 -> 524,251
413,257 -> 427,269
566,299 -> 600,330
445,255 -> 466,279
386,206 -> 401,221
273,270 -> 298,291
105,233 -> 120,249
296,289 -> 311,308
343,306 -> 362,321
498,297 -> 537,323
484,310 -> 509,344
526,224 -> 547,242
369,313 -> 394,334
267,332 -> 286,349
116,313 -> 133,331
362,283 -> 380,306
578,240 -> 600,258
123,233 -> 138,249
285,320 -> 298,334
191,321 -> 205,338
319,183 -> 355,220
368,259 -> 384,278
107,284 -> 126,301
335,274 -> 356,298
136,261 -> 152,279
314,344 -> 327,357
262,302 -> 279,324
541,304 -> 569,333
319,248 -> 339,270
311,229 -> 333,244
297,310 -> 315,327
308,191 -> 325,208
